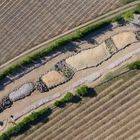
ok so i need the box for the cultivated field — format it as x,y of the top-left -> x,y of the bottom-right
0,0 -> 122,65
14,72 -> 140,140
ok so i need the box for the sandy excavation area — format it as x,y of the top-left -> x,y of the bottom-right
112,31 -> 137,50
66,42 -> 109,70
41,71 -> 65,88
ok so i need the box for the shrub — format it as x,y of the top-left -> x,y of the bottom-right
76,85 -> 89,97
128,60 -> 140,70
63,92 -> 74,103
54,100 -> 64,107
0,21 -> 110,81
54,92 -> 74,107
122,11 -> 134,21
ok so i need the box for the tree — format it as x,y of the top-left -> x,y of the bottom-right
63,92 -> 74,102
128,60 -> 140,70
54,100 -> 64,107
76,85 -> 89,97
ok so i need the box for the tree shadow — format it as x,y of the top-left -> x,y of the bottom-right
85,88 -> 97,98
83,24 -> 113,42
0,77 -> 12,91
117,19 -> 127,26
71,95 -> 81,103
56,103 -> 66,108
57,42 -> 80,54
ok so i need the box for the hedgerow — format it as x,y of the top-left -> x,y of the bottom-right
54,92 -> 74,107
0,107 -> 52,140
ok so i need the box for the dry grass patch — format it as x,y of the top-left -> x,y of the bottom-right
112,31 -> 137,49
41,71 -> 65,88
65,42 -> 109,70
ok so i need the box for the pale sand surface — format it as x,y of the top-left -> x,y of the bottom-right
112,31 -> 137,49
42,71 -> 65,87
65,42 -> 109,70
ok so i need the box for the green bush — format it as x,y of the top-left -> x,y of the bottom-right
128,60 -> 140,70
76,85 -> 89,97
54,92 -> 74,107
63,92 -> 74,103
54,100 -> 64,107
0,107 -> 52,140
122,11 -> 134,21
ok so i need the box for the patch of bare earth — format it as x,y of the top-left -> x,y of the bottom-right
41,71 -> 65,88
112,31 -> 137,49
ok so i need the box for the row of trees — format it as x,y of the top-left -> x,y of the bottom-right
0,108 -> 52,140
54,85 -> 96,107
